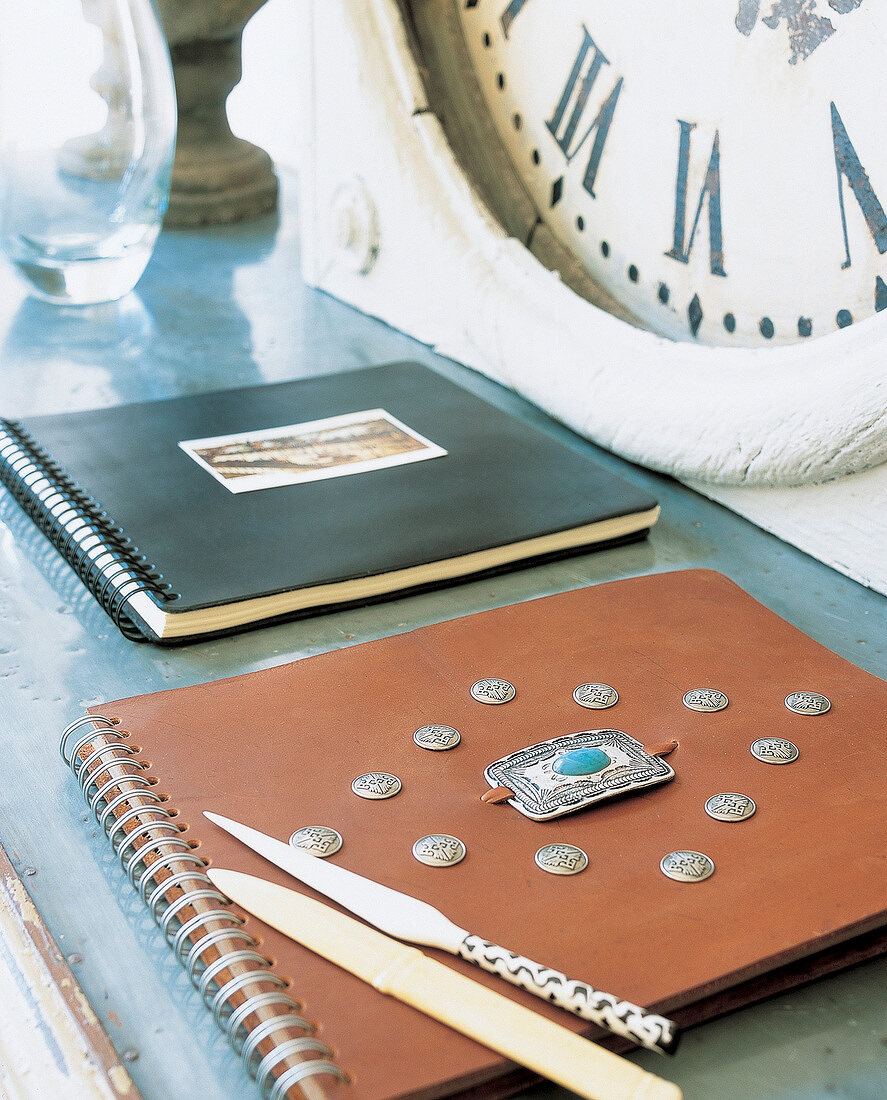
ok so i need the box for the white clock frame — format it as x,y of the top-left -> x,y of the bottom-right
295,0 -> 887,592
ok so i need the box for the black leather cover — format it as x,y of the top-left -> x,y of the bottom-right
11,362 -> 657,639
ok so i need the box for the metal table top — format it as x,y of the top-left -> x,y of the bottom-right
0,176 -> 884,1100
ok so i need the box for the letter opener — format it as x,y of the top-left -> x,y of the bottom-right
207,868 -> 681,1100
204,811 -> 679,1055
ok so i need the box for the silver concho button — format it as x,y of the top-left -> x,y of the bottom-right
470,678 -> 516,704
412,834 -> 466,867
785,691 -> 831,716
289,826 -> 343,857
704,793 -> 756,822
351,772 -> 402,799
413,724 -> 461,750
534,843 -> 589,876
751,737 -> 799,764
683,689 -> 729,712
660,850 -> 715,882
572,683 -> 618,709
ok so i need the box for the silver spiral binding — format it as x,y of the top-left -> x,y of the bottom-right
61,715 -> 346,1097
199,950 -> 273,1005
124,835 -> 190,881
186,926 -> 256,976
99,787 -> 163,832
257,1043 -> 344,1098
269,1061 -> 350,1100
117,820 -> 186,872
225,991 -> 312,1046
138,850 -> 207,904
243,1019 -> 325,1072
171,907 -> 240,961
211,970 -> 288,1033
0,420 -> 179,640
160,889 -> 230,941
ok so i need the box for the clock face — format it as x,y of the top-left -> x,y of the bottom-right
409,1 -> 886,347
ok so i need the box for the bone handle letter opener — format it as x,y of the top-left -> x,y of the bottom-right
207,868 -> 681,1100
204,812 -> 679,1055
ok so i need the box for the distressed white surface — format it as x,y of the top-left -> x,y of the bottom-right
0,872 -> 133,1100
686,463 -> 887,597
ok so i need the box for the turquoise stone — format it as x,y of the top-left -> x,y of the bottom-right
553,747 -> 610,777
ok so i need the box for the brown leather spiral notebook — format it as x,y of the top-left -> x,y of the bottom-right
62,569 -> 887,1100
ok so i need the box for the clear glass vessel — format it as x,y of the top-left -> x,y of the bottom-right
0,1 -> 176,304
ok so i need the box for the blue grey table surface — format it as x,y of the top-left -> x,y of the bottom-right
0,176 -> 884,1100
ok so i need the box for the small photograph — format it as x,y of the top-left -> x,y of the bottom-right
179,408 -> 447,493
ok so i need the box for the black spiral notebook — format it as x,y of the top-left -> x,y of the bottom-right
0,362 -> 658,643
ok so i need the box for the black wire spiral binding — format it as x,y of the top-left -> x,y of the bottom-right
60,715 -> 347,1098
0,420 -> 179,640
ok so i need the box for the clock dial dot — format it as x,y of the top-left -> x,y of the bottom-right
576,215 -> 584,231
723,313 -> 736,333
837,308 -> 853,327
658,282 -> 670,304
688,294 -> 703,337
628,264 -> 639,283
798,316 -> 813,337
759,318 -> 775,340
600,240 -> 610,258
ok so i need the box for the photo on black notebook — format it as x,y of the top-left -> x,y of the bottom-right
0,361 -> 659,643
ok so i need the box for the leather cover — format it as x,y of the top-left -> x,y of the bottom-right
87,570 -> 887,1099
10,361 -> 657,640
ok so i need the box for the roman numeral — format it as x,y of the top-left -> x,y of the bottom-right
499,0 -> 531,37
665,120 -> 726,277
545,26 -> 622,199
831,101 -> 887,269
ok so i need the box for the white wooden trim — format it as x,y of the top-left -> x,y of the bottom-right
0,848 -> 139,1099
686,463 -> 887,597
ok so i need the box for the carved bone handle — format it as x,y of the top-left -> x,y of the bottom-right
457,934 -> 680,1056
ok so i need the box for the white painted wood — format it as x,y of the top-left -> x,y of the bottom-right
686,463 -> 887,597
0,855 -> 138,1100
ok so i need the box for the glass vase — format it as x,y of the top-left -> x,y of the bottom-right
0,1 -> 176,304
